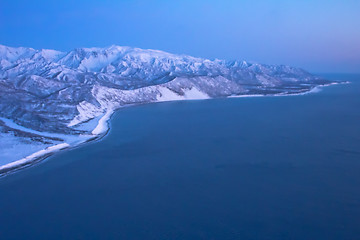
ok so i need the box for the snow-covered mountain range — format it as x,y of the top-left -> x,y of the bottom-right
0,44 -> 334,174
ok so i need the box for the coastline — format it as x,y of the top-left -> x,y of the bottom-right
0,111 -> 113,178
228,81 -> 347,98
0,81 -> 347,178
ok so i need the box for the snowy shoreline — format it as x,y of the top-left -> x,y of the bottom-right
0,109 -> 115,177
229,81 -> 345,98
0,143 -> 70,174
0,81 -> 346,177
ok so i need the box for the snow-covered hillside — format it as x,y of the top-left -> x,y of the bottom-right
0,44 -> 334,174
0,44 -> 331,132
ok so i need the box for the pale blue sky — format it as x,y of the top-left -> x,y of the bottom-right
1,0 -> 359,73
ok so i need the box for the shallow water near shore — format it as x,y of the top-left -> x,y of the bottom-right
1,74 -> 360,239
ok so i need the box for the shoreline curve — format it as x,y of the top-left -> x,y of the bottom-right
0,81 -> 347,178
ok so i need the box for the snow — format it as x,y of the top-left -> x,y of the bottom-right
0,45 -> 36,62
228,94 -> 265,98
157,87 -> 209,102
68,101 -> 104,127
0,143 -> 70,172
0,118 -> 92,172
74,115 -> 103,132
0,117 -> 64,139
0,132 -> 56,166
0,117 -> 91,143
78,53 -> 118,72
91,85 -> 122,109
157,87 -> 185,102
37,49 -> 65,61
183,87 -> 210,100
92,110 -> 113,135
68,86 -> 121,129
229,82 -> 343,99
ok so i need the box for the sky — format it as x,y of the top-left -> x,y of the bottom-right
0,0 -> 359,73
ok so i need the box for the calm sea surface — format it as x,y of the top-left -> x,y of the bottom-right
1,74 -> 359,240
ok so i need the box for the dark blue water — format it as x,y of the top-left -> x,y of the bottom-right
1,74 -> 360,240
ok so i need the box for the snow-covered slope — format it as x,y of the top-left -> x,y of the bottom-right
0,44 -> 335,174
0,44 -> 332,133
